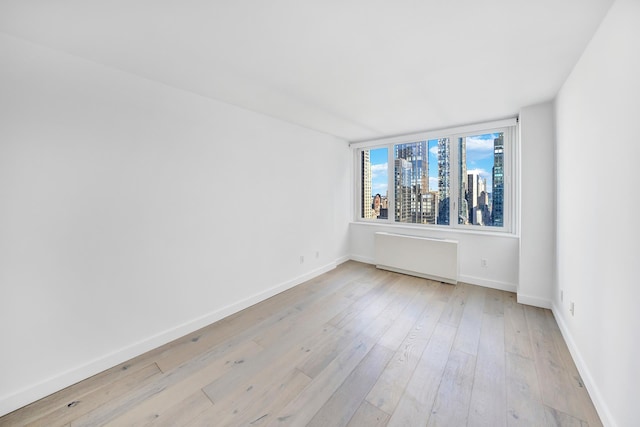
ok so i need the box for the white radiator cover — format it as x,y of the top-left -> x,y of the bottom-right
374,232 -> 458,284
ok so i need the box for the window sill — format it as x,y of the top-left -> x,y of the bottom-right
349,220 -> 519,239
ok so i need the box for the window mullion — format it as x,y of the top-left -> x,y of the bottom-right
450,134 -> 459,230
387,145 -> 395,223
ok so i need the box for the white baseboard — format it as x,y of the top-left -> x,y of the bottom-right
349,254 -> 374,264
0,260 -> 338,417
551,304 -> 616,427
349,256 -> 517,293
458,274 -> 517,293
516,293 -> 552,309
335,254 -> 351,265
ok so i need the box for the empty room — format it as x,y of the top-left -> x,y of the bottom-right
1,1 -> 638,426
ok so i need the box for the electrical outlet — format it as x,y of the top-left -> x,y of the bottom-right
570,301 -> 575,316
300,255 -> 304,264
480,259 -> 488,268
316,251 -> 320,259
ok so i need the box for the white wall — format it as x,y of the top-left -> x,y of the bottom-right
554,1 -> 640,426
350,223 -> 519,292
518,101 -> 555,308
0,34 -> 350,416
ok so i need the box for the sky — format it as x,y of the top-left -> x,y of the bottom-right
369,132 -> 501,197
370,148 -> 388,196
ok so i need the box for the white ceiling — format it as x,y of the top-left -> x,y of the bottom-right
0,0 -> 614,141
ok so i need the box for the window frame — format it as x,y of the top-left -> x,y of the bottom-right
352,118 -> 518,234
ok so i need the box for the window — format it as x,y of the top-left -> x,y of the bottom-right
393,139 -> 449,225
356,119 -> 516,232
458,132 -> 505,227
360,147 -> 388,219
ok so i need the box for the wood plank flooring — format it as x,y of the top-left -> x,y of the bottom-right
0,261 -> 602,427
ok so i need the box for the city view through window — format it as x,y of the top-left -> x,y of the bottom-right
361,132 -> 505,228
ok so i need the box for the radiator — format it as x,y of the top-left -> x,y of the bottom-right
374,232 -> 458,284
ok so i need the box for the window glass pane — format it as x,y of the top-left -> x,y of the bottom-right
361,147 -> 388,219
457,132 -> 504,227
394,140 -> 449,225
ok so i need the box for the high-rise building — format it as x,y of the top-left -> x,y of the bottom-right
361,150 -> 372,219
458,137 -> 468,224
478,176 -> 486,195
492,134 -> 505,226
437,138 -> 450,225
467,172 -> 479,225
478,190 -> 491,225
394,158 -> 412,222
394,142 -> 428,223
477,177 -> 490,225
422,191 -> 439,224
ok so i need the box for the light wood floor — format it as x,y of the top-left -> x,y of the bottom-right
0,261 -> 602,427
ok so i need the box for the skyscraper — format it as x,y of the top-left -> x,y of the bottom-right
394,142 -> 428,223
361,150 -> 372,219
423,191 -> 439,224
458,137 -> 468,224
480,192 -> 490,224
492,134 -> 504,226
467,171 -> 479,225
437,138 -> 450,225
477,177 -> 490,226
394,158 -> 412,222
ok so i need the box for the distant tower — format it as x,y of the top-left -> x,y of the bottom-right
424,191 -> 439,224
458,137 -> 468,224
477,177 -> 489,226
467,172 -> 479,225
362,150 -> 372,219
492,134 -> 505,226
395,142 -> 428,223
437,138 -> 450,225
478,176 -> 486,194
394,158 -> 412,222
